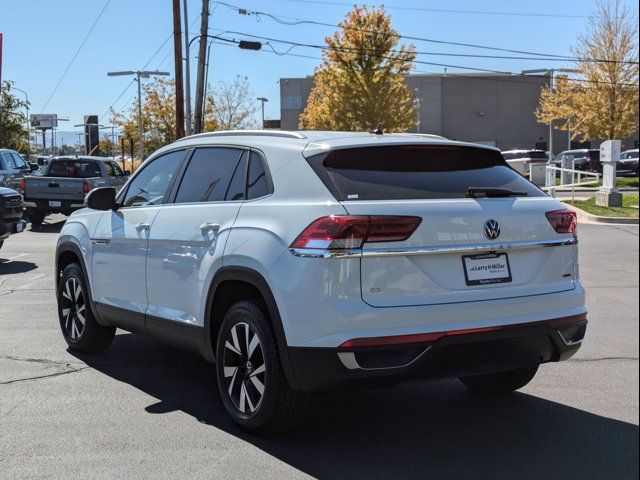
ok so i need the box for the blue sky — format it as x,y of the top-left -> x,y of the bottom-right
1,0 -> 637,137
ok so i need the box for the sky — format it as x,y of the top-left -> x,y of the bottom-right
1,0 -> 638,142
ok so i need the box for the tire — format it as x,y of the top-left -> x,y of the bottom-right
459,365 -> 539,393
57,263 -> 115,352
27,209 -> 45,227
215,300 -> 307,434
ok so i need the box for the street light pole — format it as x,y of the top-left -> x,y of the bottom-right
257,97 -> 268,129
522,68 -> 579,163
107,70 -> 169,161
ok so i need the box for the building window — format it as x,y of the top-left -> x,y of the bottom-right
282,95 -> 303,110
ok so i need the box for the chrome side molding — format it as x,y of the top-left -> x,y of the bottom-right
289,237 -> 577,259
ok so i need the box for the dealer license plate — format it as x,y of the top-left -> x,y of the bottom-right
462,253 -> 512,286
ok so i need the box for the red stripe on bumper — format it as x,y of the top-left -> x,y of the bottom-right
338,313 -> 587,348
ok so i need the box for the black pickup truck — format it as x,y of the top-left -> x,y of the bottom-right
0,187 -> 26,251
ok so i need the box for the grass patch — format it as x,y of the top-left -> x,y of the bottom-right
566,195 -> 639,218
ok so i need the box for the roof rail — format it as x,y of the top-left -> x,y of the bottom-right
173,130 -> 307,143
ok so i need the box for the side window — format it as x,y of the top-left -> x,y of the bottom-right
11,153 -> 28,169
224,151 -> 248,201
103,162 -> 115,176
1,152 -> 17,169
122,150 -> 185,207
246,151 -> 270,199
174,148 -> 243,203
110,162 -> 124,176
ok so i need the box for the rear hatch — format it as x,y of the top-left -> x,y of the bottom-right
305,144 -> 577,307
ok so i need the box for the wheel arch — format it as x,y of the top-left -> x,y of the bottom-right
204,266 -> 302,390
56,241 -> 105,326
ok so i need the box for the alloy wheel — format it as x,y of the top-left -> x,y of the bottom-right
60,277 -> 86,340
222,322 -> 266,414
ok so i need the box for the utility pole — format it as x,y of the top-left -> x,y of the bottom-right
193,0 -> 209,133
107,70 -> 169,161
172,0 -> 185,139
522,68 -> 579,163
257,97 -> 268,129
183,0 -> 192,135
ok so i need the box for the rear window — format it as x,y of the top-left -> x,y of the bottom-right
46,160 -> 102,178
306,145 -> 545,201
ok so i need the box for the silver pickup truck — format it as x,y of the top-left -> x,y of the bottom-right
20,156 -> 130,226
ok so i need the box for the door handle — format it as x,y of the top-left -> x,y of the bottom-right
135,223 -> 150,231
200,222 -> 220,234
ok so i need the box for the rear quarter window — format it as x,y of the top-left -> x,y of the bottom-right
306,145 -> 545,200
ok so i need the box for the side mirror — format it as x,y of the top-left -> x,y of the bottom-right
29,163 -> 39,172
123,169 -> 131,176
85,187 -> 117,211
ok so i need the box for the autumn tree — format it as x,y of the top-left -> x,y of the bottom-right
204,75 -> 257,131
536,0 -> 639,141
111,77 -> 177,157
299,6 -> 416,132
0,81 -> 29,153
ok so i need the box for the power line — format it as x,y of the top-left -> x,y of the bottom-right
211,29 -> 639,88
42,0 -> 111,112
215,1 -> 639,65
279,0 -> 589,19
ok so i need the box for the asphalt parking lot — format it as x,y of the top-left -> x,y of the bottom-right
1,215 -> 638,480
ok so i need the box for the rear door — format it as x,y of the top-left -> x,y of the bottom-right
145,147 -> 253,328
306,145 -> 577,307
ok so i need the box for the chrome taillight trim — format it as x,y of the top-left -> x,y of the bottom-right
289,237 -> 577,259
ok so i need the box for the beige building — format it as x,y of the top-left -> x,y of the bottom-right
280,73 -> 639,153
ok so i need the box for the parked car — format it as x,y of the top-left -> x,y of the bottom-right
20,156 -> 130,226
553,149 -> 601,173
617,149 -> 639,177
501,149 -> 549,176
0,148 -> 38,190
0,186 -> 26,251
55,131 -> 587,433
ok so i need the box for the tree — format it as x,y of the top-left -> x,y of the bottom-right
204,76 -> 257,131
299,6 -> 416,132
0,81 -> 29,152
111,77 -> 177,156
98,133 -> 115,157
536,0 -> 639,141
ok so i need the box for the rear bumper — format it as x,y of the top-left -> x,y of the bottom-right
287,314 -> 587,392
0,219 -> 27,239
24,200 -> 84,212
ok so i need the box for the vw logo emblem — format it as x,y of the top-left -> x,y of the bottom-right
484,219 -> 501,240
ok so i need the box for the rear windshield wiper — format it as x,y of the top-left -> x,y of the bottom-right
467,187 -> 528,198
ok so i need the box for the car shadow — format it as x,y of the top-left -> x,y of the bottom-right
0,258 -> 37,274
71,333 -> 639,480
28,218 -> 66,233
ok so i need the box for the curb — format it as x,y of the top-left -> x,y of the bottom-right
562,203 -> 639,225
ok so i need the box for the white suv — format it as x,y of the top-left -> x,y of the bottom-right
55,131 -> 587,432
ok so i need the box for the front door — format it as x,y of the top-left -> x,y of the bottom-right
90,149 -> 187,331
146,147 -> 248,329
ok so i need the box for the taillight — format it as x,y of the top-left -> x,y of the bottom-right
290,215 -> 422,250
83,182 -> 92,194
19,178 -> 26,194
546,209 -> 577,237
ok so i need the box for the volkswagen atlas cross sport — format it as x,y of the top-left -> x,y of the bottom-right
55,131 -> 587,432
